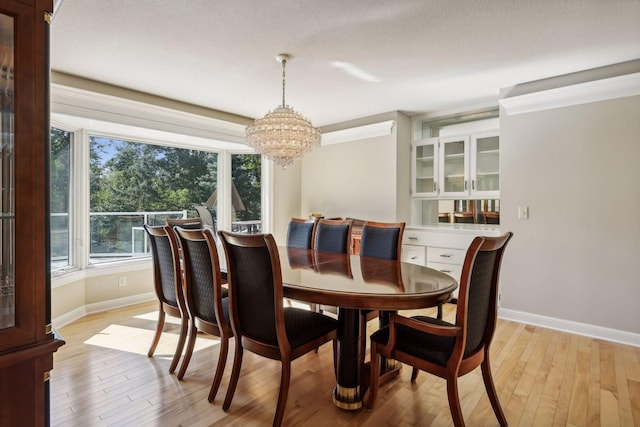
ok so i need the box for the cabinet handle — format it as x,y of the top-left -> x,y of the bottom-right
410,256 -> 417,260
439,254 -> 452,258
472,179 -> 475,190
408,237 -> 418,240
433,182 -> 436,192
464,180 -> 468,190
440,269 -> 452,273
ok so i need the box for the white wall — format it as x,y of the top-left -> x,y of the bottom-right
500,93 -> 640,335
300,112 -> 411,223
271,160 -> 303,245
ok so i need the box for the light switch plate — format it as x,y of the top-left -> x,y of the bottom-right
518,206 -> 529,220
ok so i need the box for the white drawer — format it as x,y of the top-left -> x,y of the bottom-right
402,245 -> 426,266
427,247 -> 466,265
403,231 -> 428,246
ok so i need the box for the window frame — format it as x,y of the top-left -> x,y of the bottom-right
49,116 -> 271,274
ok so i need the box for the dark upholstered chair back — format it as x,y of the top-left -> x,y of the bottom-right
463,250 -> 498,357
219,232 -> 280,345
144,224 -> 179,307
286,218 -> 316,249
359,221 -> 405,260
456,233 -> 513,358
179,233 -> 217,323
312,219 -> 352,253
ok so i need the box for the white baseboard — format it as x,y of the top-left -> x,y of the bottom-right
53,292 -> 156,329
499,308 -> 640,348
52,306 -> 87,329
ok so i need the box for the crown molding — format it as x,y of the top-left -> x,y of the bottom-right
321,120 -> 395,146
499,72 -> 640,115
51,82 -> 249,144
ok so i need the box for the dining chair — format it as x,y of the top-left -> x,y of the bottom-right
365,232 -> 513,427
165,217 -> 203,229
218,231 -> 338,427
169,226 -> 232,402
312,219 -> 352,253
358,221 -> 406,364
285,217 -> 316,249
143,224 -> 189,374
312,219 -> 353,317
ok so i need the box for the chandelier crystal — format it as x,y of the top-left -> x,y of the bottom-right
245,54 -> 321,168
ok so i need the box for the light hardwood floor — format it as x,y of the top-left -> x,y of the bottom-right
51,302 -> 640,426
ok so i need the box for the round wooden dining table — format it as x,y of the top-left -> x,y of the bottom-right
279,247 -> 458,410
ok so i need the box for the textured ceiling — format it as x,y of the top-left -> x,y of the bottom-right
51,0 -> 640,126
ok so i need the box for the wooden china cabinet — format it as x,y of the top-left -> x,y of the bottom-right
0,0 -> 65,425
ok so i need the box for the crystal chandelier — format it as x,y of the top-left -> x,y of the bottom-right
245,54 -> 321,168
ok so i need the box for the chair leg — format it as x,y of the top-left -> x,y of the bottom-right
365,344 -> 381,410
208,335 -> 230,402
273,360 -> 291,427
147,305 -> 165,357
481,357 -> 508,426
176,320 -> 197,379
437,304 -> 443,320
446,378 -> 465,427
222,339 -> 244,411
170,315 -> 189,374
411,367 -> 419,382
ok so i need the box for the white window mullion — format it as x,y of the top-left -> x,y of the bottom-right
217,150 -> 232,233
74,128 -> 90,269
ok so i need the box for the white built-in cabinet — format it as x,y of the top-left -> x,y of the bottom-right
401,227 -> 501,298
412,130 -> 499,199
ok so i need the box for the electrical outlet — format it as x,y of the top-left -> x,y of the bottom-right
118,276 -> 127,287
518,206 -> 529,220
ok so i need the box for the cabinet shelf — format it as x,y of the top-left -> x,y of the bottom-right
416,156 -> 435,161
477,149 -> 499,155
476,171 -> 499,176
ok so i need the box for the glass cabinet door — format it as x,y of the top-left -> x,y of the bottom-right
439,135 -> 469,196
412,138 -> 438,197
471,131 -> 500,197
0,12 -> 15,330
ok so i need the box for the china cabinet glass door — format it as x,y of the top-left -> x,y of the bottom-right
471,131 -> 500,197
412,138 -> 438,197
0,12 -> 15,330
439,135 -> 469,197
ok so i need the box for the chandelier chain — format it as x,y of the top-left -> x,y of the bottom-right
281,58 -> 286,107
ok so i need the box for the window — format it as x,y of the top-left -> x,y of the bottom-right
89,136 -> 218,263
50,127 -> 72,272
231,154 -> 262,233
